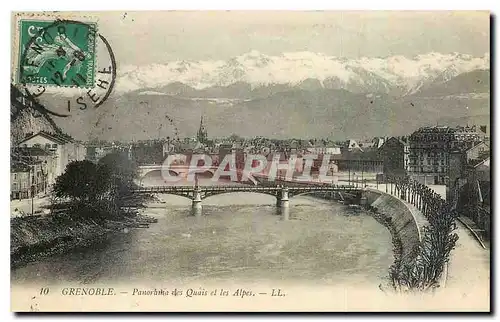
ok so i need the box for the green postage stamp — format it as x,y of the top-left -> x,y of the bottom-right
17,19 -> 97,88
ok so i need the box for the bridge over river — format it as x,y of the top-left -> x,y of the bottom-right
132,184 -> 363,216
137,164 -> 260,185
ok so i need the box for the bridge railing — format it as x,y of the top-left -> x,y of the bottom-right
132,184 -> 361,194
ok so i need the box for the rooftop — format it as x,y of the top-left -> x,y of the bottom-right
17,131 -> 74,146
412,125 -> 482,135
332,149 -> 381,161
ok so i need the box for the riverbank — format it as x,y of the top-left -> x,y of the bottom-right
11,209 -> 157,269
10,194 -> 51,217
367,211 -> 403,290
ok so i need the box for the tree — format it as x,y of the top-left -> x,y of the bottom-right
99,152 -> 137,181
53,160 -> 111,203
228,133 -> 241,142
98,152 -> 138,201
52,152 -> 141,218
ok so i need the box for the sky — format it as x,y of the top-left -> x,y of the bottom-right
90,11 -> 491,65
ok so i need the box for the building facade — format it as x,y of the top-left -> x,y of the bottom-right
306,146 -> 341,155
378,136 -> 409,177
331,149 -> 384,174
455,157 -> 490,240
408,126 -> 482,185
17,131 -> 86,185
10,159 -> 47,200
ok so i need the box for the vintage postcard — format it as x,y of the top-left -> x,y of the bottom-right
10,11 -> 490,312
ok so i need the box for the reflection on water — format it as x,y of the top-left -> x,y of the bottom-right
11,193 -> 393,287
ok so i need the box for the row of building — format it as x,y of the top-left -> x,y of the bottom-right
379,124 -> 490,235
11,123 -> 490,206
86,116 -> 490,189
379,125 -> 489,185
10,131 -> 86,200
186,121 -> 491,206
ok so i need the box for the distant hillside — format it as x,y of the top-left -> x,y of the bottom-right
41,85 -> 489,142
134,68 -> 491,101
414,69 -> 490,97
10,85 -> 65,145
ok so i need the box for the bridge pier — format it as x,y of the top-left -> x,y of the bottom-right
281,206 -> 290,220
192,187 -> 202,216
279,187 -> 290,219
280,187 -> 290,209
276,189 -> 282,208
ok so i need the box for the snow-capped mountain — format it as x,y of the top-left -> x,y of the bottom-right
116,50 -> 490,95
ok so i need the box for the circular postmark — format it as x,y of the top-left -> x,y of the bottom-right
16,18 -> 116,117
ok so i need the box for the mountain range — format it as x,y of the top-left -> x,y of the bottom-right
117,51 -> 490,96
15,51 -> 491,142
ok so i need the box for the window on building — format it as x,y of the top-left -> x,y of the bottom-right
52,144 -> 58,148
33,143 -> 41,148
45,143 -> 51,149
12,183 -> 17,191
14,174 -> 17,180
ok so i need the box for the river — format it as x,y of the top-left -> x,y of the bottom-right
11,177 -> 393,288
